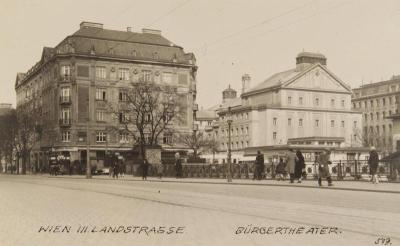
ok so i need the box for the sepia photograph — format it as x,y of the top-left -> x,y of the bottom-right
0,0 -> 399,245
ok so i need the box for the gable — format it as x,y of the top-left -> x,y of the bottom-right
284,65 -> 351,93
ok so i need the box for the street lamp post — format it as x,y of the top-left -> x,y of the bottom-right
227,107 -> 232,182
86,118 -> 91,179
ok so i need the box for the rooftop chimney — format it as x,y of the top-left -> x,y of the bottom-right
127,27 -> 132,32
80,21 -> 103,29
242,74 -> 251,94
142,28 -> 162,35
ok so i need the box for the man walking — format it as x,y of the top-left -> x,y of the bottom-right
254,150 -> 264,180
286,149 -> 296,183
368,146 -> 379,184
317,149 -> 333,186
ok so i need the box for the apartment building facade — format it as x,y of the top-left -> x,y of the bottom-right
351,76 -> 400,154
15,22 -> 197,171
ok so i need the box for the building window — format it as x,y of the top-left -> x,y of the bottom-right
299,119 -> 303,127
162,72 -> 173,84
163,134 -> 173,144
315,119 -> 319,127
119,132 -> 129,143
142,70 -> 152,82
370,113 -> 373,120
299,97 -> 303,105
273,132 -> 277,140
60,108 -> 70,123
341,121 -> 345,127
96,110 -> 105,122
370,100 -> 373,107
118,68 -> 130,80
246,141 -> 249,147
288,96 -> 292,105
331,120 -> 335,127
60,87 -> 70,102
273,117 -> 277,126
288,118 -> 292,126
96,66 -> 106,79
96,132 -> 107,142
389,110 -> 392,116
246,127 -> 249,134
315,98 -> 319,106
383,111 -> 386,118
61,65 -> 71,77
376,99 -> 380,107
376,112 -> 379,120
119,112 -> 129,123
382,98 -> 386,106
96,88 -> 107,101
61,131 -> 71,142
331,99 -> 335,107
119,90 -> 128,101
353,121 -> 357,128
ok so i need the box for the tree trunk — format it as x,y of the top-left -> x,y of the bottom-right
22,154 -> 27,175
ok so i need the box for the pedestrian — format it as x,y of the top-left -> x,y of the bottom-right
156,162 -> 164,179
175,152 -> 182,178
254,150 -> 264,180
368,146 -> 379,184
118,159 -> 125,178
294,150 -> 305,183
317,149 -> 333,186
286,149 -> 296,183
275,158 -> 286,181
141,158 -> 149,180
112,158 -> 119,179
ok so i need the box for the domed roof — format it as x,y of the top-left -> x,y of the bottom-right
223,84 -> 236,93
296,51 -> 326,59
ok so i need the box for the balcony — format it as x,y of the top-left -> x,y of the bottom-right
59,118 -> 71,127
60,74 -> 71,82
59,96 -> 71,104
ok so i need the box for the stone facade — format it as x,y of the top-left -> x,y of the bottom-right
15,22 -> 197,171
200,52 -> 365,166
352,76 -> 400,153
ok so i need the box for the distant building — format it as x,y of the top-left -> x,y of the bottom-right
352,76 -> 400,154
201,52 -> 368,178
15,21 -> 198,172
0,103 -> 12,116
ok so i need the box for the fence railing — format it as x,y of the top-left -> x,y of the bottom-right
141,160 -> 398,181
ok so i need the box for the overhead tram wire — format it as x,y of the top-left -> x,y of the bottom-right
180,0 -> 351,60
147,0 -> 194,27
172,0 -> 320,60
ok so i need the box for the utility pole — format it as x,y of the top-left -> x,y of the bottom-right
227,106 -> 232,182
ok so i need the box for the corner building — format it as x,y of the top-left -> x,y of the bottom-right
15,22 -> 197,171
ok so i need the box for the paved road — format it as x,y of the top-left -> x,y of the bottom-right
0,175 -> 399,246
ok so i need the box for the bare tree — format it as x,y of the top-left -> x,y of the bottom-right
108,82 -> 183,159
15,106 -> 42,174
178,131 -> 207,158
0,109 -> 17,173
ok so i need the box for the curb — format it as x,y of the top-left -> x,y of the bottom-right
45,175 -> 400,194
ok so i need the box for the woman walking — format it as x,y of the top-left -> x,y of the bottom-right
141,158 -> 149,181
286,149 -> 296,183
368,146 -> 379,184
317,149 -> 333,186
294,150 -> 305,183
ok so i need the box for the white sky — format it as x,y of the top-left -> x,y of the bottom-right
1,0 -> 400,109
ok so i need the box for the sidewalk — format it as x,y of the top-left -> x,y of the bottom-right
45,174 -> 400,194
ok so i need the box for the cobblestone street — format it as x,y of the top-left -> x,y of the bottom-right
0,175 -> 399,246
